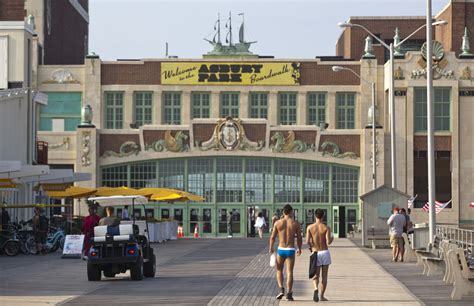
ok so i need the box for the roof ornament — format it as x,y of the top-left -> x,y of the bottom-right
362,36 -> 375,59
460,27 -> 473,57
204,12 -> 257,57
393,27 -> 404,57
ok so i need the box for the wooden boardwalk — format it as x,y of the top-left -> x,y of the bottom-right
208,247 -> 278,306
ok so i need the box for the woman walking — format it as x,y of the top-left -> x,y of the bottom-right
82,203 -> 100,259
254,212 -> 266,239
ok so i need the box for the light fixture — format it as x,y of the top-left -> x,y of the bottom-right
338,22 -> 352,28
332,66 -> 344,72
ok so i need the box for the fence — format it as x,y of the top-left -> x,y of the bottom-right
436,225 -> 474,250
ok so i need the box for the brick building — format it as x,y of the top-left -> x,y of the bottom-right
3,0 -> 474,236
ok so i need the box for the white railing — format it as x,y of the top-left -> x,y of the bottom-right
436,225 -> 474,250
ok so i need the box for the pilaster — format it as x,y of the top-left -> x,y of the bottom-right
297,91 -> 307,125
240,91 -> 249,119
268,91 -> 278,125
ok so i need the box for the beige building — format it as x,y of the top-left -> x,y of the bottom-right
3,0 -> 474,236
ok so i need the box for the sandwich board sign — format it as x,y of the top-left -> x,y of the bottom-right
62,235 -> 84,259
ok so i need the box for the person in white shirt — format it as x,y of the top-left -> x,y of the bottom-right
387,207 -> 406,262
121,205 -> 129,221
254,212 -> 266,239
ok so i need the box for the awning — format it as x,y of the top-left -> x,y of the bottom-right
16,169 -> 91,184
0,165 -> 49,179
0,161 -> 21,174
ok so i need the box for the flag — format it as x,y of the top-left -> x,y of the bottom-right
407,194 -> 417,209
422,200 -> 452,214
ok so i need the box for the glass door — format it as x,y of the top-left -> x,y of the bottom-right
333,206 -> 339,238
218,207 -> 242,237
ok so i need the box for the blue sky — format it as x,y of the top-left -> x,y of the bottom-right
89,0 -> 448,60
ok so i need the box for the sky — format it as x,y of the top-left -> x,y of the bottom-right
89,0 -> 449,60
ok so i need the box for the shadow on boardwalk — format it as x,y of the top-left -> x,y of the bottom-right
351,236 -> 474,306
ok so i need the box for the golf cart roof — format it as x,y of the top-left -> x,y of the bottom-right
88,195 -> 148,206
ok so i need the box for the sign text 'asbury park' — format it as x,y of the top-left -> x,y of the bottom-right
161,62 -> 301,85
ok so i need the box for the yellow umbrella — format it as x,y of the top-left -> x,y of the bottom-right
47,186 -> 97,199
95,186 -> 152,197
140,188 -> 205,202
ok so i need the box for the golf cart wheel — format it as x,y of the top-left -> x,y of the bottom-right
130,256 -> 144,281
87,262 -> 102,281
4,241 -> 19,256
144,254 -> 156,278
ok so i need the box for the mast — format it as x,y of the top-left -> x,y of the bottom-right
238,13 -> 244,43
217,13 -> 221,44
226,11 -> 232,46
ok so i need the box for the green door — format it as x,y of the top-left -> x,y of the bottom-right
190,207 -> 215,237
218,207 -> 243,237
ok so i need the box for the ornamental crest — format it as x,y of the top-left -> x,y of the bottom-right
411,41 -> 455,80
196,117 -> 264,151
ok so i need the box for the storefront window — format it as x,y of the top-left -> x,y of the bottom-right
220,92 -> 239,118
130,161 -> 157,188
307,92 -> 326,126
101,165 -> 127,187
332,166 -> 358,203
105,92 -> 124,129
159,159 -> 184,189
192,92 -> 211,119
246,159 -> 272,203
217,158 -> 242,202
134,92 -> 153,126
249,92 -> 268,119
163,92 -> 181,124
274,159 -> 300,203
188,159 -> 214,202
279,92 -> 297,125
303,163 -> 329,203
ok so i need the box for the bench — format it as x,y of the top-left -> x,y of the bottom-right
442,241 -> 459,284
415,235 -> 440,268
449,247 -> 474,300
402,233 -> 416,262
93,224 -> 135,243
367,228 -> 389,249
417,236 -> 444,276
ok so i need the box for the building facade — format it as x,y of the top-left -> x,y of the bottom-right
4,0 -> 474,236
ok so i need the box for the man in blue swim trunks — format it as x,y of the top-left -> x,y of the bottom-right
269,204 -> 302,301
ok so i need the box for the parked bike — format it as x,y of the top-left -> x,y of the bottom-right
10,222 -> 36,255
44,226 -> 66,253
0,225 -> 20,256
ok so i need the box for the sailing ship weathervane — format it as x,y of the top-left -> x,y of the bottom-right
204,12 -> 258,57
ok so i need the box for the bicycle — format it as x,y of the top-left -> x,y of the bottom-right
44,226 -> 66,253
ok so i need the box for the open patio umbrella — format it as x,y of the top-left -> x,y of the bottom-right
140,188 -> 205,202
95,186 -> 152,197
46,186 -> 97,199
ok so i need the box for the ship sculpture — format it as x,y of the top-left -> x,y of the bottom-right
204,12 -> 257,57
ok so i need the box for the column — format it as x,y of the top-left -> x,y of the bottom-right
123,91 -> 133,129
182,91 -> 191,125
240,91 -> 249,119
327,91 -> 336,129
297,91 -> 307,125
154,90 -> 162,124
84,56 -> 102,128
268,91 -> 278,125
211,91 -> 220,118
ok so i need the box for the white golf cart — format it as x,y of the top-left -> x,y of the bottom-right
86,195 -> 156,281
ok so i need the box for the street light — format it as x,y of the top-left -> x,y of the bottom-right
332,66 -> 377,190
338,19 -> 447,190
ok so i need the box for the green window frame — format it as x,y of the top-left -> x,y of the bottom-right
414,87 -> 451,132
192,92 -> 211,119
134,92 -> 153,127
336,92 -> 355,129
249,92 -> 268,119
220,92 -> 239,118
307,92 -> 326,126
279,92 -> 297,125
105,92 -> 124,129
163,92 -> 182,124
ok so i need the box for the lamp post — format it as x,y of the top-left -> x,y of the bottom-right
338,20 -> 447,190
332,66 -> 377,189
426,0 -> 436,243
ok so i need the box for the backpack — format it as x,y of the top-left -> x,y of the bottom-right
39,215 -> 49,232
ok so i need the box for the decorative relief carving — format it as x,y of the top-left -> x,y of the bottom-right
320,141 -> 358,159
49,137 -> 70,150
394,66 -> 405,80
411,41 -> 455,80
196,117 -> 264,151
146,131 -> 189,152
43,69 -> 80,84
103,141 -> 140,158
270,131 -> 311,153
81,132 -> 91,166
460,66 -> 472,80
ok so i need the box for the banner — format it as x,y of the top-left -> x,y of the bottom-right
62,234 -> 84,259
161,62 -> 300,85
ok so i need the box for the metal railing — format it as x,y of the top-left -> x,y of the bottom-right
436,225 -> 474,250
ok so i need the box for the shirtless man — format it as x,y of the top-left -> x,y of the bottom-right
306,209 -> 333,302
269,204 -> 302,301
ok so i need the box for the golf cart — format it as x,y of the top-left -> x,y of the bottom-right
86,195 -> 156,281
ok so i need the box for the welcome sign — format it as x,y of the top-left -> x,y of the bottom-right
161,62 -> 300,85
